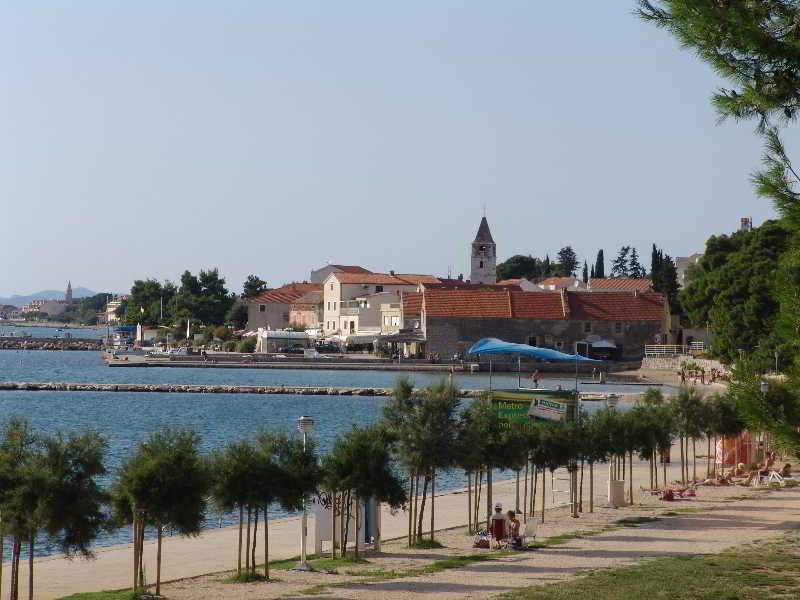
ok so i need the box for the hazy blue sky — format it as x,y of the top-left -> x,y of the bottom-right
1,1 -> 777,296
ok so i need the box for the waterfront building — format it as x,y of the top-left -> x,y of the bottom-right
245,282 -> 322,331
420,288 -> 667,361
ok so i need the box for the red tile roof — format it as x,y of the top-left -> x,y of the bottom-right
248,283 -> 322,304
425,281 -> 522,291
588,278 -> 653,292
329,265 -> 372,274
402,292 -> 423,317
537,277 -> 580,287
331,272 -> 440,285
510,291 -> 567,319
424,289 -> 512,318
422,289 -> 665,322
394,274 -> 441,285
568,292 -> 664,321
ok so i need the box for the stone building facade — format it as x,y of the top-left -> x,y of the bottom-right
421,289 -> 666,361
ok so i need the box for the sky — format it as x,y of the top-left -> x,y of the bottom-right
0,1 -> 778,296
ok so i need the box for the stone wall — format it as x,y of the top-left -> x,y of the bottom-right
0,337 -> 103,351
424,317 -> 661,361
642,355 -> 729,371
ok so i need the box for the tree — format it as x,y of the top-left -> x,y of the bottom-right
226,302 -> 249,330
112,429 -> 210,596
594,250 -> 605,278
496,255 -> 547,282
126,279 -> 175,326
610,246 -> 630,278
322,426 -> 406,557
680,221 -> 791,365
557,246 -> 579,277
242,275 -> 268,299
628,248 -> 646,279
0,422 -> 108,600
383,379 -> 460,544
639,1 -> 800,361
170,268 -> 234,327
582,261 -> 589,284
651,245 -> 680,308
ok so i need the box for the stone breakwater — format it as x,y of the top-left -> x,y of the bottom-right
0,381 -> 486,397
0,337 -> 103,351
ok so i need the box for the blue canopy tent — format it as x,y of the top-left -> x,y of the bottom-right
468,337 -> 598,390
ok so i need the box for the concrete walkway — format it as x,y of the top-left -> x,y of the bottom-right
0,456 -> 747,599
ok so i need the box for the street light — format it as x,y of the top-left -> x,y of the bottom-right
294,416 -> 314,571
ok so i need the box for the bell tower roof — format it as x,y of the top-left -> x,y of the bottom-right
473,216 -> 494,244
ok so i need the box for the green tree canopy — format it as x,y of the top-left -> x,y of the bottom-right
242,275 -> 268,299
681,220 -> 791,365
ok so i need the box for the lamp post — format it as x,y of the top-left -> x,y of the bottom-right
759,381 -> 769,457
295,415 -> 314,571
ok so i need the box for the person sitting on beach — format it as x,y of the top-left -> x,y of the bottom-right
780,463 -> 792,478
489,503 -> 507,548
506,510 -> 522,549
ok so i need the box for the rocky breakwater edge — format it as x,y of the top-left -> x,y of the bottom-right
0,381 -> 487,397
0,337 -> 104,351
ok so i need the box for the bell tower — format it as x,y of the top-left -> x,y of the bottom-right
65,280 -> 73,303
470,216 -> 496,284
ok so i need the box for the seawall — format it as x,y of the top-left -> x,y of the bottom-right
0,337 -> 103,351
0,381 -> 482,397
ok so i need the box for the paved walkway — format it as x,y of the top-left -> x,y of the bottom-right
314,486 -> 800,599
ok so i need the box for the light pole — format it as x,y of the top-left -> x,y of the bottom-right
294,415 -> 314,571
759,381 -> 769,457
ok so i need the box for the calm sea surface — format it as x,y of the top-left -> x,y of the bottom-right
0,350 -> 662,557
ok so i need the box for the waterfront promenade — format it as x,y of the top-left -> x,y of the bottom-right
1,450 -> 783,600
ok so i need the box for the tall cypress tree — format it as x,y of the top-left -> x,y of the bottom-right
594,250 -> 605,278
611,247 -> 631,278
582,261 -> 589,283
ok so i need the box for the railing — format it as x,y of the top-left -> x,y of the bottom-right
645,342 -> 705,357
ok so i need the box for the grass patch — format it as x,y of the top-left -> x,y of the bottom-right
56,592 -> 139,600
499,531 -> 800,600
310,555 -> 369,572
528,529 -> 607,548
612,516 -> 661,527
222,571 -> 268,584
409,538 -> 445,549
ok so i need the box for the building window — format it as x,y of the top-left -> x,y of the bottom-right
375,285 -> 384,292
555,341 -> 564,349
614,322 -> 623,334
330,283 -> 333,291
259,305 -> 266,313
333,302 -> 337,310
391,316 -> 400,326
583,322 -> 592,333
327,302 -> 330,310
479,260 -> 484,269
527,335 -> 540,347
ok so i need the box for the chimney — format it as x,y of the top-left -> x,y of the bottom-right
390,270 -> 395,276
458,273 -> 464,281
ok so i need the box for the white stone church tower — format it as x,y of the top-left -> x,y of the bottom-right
470,216 -> 497,284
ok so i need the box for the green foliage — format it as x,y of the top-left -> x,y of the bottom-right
125,279 -> 175,326
500,531 -> 800,600
322,425 -> 406,508
681,220 -> 791,365
496,254 -> 555,282
731,359 -> 800,455
242,275 -> 268,299
112,429 -> 209,535
226,302 -> 249,329
169,268 -> 234,327
610,246 -> 630,277
628,247 -> 646,279
650,244 -> 679,309
556,246 -> 578,277
237,336 -> 257,353
594,249 -> 605,278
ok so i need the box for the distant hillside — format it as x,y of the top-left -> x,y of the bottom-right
0,287 -> 97,307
